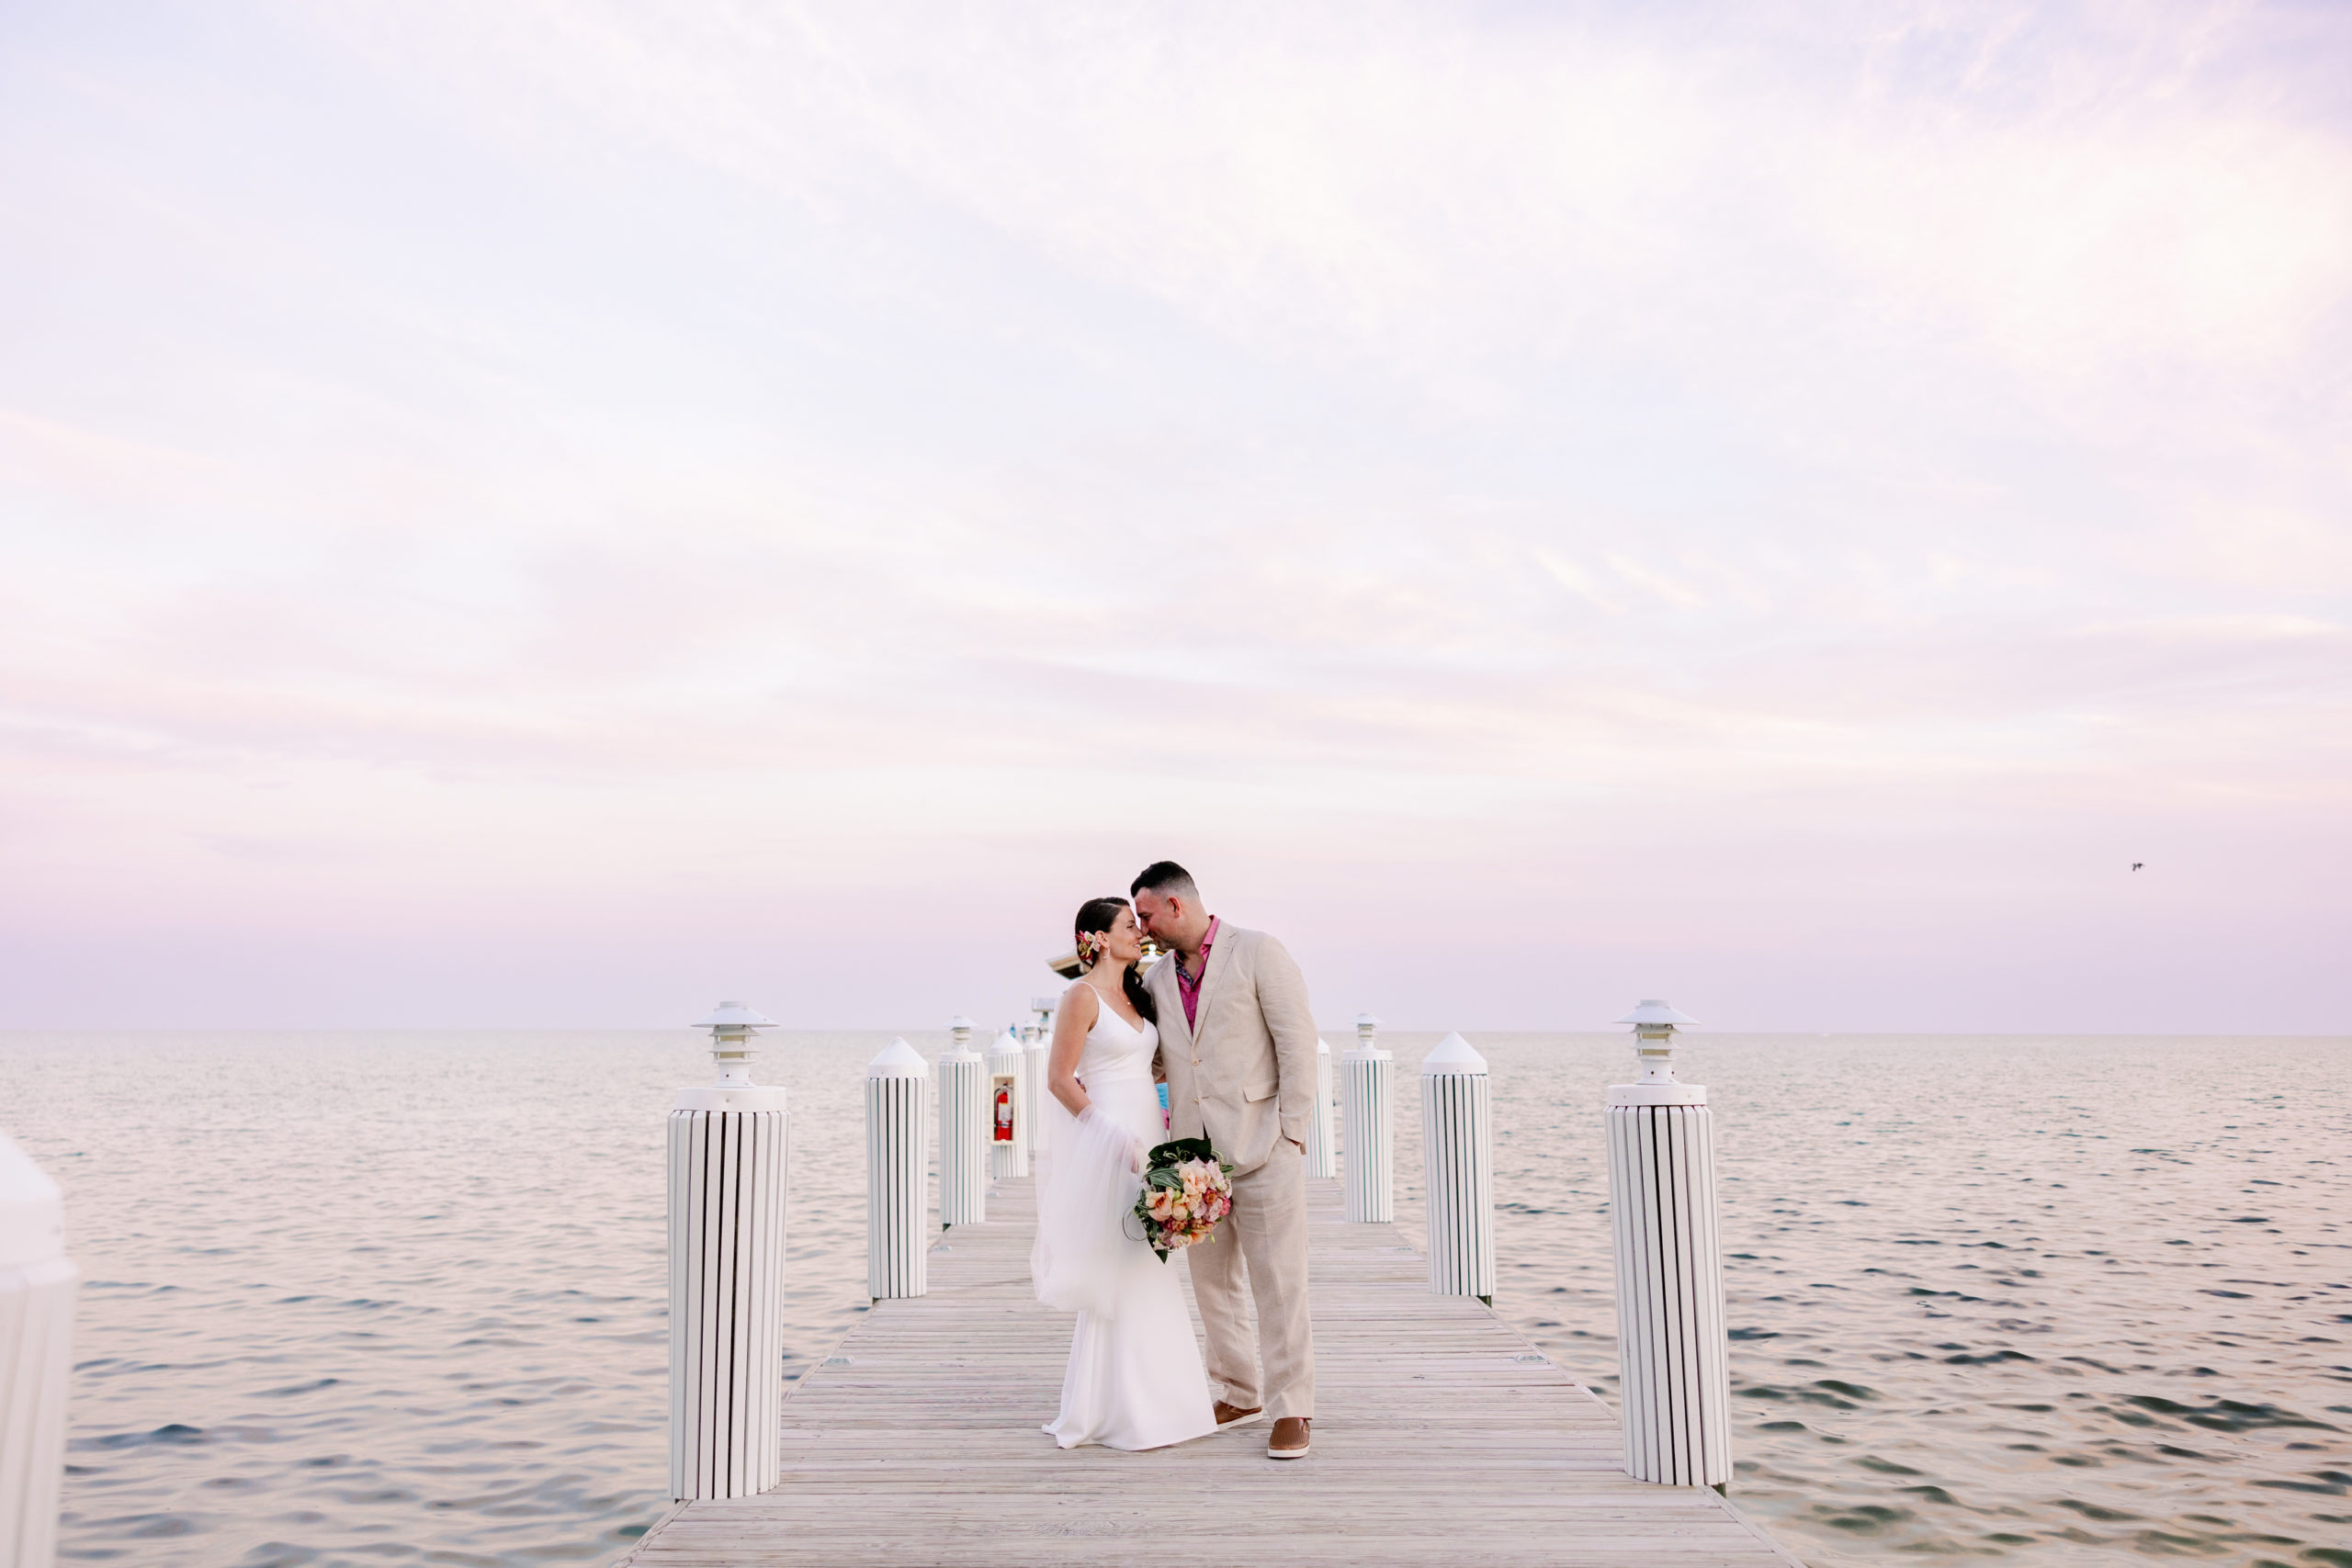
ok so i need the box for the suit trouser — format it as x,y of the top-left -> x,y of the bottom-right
1187,1136 -> 1315,1420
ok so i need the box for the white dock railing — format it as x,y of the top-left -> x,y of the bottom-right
841,994 -> 1740,1501
1,1133 -> 78,1568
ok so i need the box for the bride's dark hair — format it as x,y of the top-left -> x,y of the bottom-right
1074,897 -> 1157,1025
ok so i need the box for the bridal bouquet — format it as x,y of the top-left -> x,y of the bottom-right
1132,1137 -> 1234,1261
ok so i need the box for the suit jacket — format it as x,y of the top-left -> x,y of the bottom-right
1147,923 -> 1318,1176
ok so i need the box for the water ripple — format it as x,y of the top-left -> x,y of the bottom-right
5,1029 -> 2346,1567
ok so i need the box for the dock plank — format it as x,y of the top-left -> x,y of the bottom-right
622,1179 -> 1798,1567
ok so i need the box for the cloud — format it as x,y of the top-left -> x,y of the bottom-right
0,0 -> 2344,1028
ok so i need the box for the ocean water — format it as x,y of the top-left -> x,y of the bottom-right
3,1031 -> 2346,1567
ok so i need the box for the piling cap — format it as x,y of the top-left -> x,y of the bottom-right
867,1037 -> 927,1078
988,1027 -> 1024,1062
694,1000 -> 777,1032
1317,1035 -> 1331,1055
1614,999 -> 1698,1028
0,1134 -> 66,1268
1420,1032 -> 1488,1075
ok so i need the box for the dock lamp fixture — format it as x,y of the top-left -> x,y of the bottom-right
691,1000 -> 778,1093
1613,998 -> 1701,1100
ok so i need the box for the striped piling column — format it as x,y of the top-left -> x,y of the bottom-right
1,1134 -> 78,1568
1024,998 -> 1055,1163
1605,1000 -> 1731,1490
1340,1011 -> 1394,1223
670,1002 -> 788,1503
1304,1036 -> 1338,1179
937,1019 -> 987,1227
1016,1022 -> 1040,1161
1420,1032 -> 1495,1304
986,1027 -> 1028,1179
865,1038 -> 928,1300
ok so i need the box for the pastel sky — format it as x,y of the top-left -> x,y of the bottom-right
3,2 -> 2346,1033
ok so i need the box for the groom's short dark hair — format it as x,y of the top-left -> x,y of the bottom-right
1131,861 -> 1199,901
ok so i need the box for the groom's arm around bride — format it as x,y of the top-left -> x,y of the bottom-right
1131,861 -> 1319,1459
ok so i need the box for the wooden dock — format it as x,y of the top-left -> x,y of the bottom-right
621,1178 -> 1799,1567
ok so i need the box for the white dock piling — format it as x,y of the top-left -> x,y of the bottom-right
1024,998 -> 1055,1164
865,1038 -> 929,1301
937,1018 -> 988,1227
1016,1019 -> 1039,1161
1304,1036 -> 1338,1179
669,1002 -> 788,1503
1605,1000 -> 1732,1490
1420,1032 -> 1496,1304
986,1026 -> 1029,1179
1,1134 -> 77,1568
1340,1011 -> 1395,1223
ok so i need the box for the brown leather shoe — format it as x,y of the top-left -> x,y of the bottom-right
1214,1401 -> 1263,1427
1268,1416 -> 1311,1459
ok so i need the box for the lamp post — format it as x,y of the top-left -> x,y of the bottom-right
669,1001 -> 787,1502
1605,1000 -> 1731,1490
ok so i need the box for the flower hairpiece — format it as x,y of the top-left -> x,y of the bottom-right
1077,931 -> 1110,970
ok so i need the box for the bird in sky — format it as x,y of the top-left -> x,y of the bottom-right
2132,863 -> 2143,872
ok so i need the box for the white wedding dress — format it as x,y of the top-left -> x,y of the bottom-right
1031,998 -> 1218,1450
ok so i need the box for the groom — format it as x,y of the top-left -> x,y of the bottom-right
1131,861 -> 1318,1460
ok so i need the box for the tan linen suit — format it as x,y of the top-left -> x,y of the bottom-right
1148,924 -> 1317,1420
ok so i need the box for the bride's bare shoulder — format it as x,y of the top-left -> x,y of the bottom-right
1061,979 -> 1102,1021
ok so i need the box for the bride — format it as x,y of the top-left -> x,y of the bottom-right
1031,896 -> 1218,1451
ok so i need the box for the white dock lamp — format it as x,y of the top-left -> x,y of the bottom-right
686,1000 -> 781,1102
669,1000 -> 788,1502
1619,999 -> 1702,1101
1604,998 -> 1731,1490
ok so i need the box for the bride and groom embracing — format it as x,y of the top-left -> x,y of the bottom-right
1030,861 -> 1319,1461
